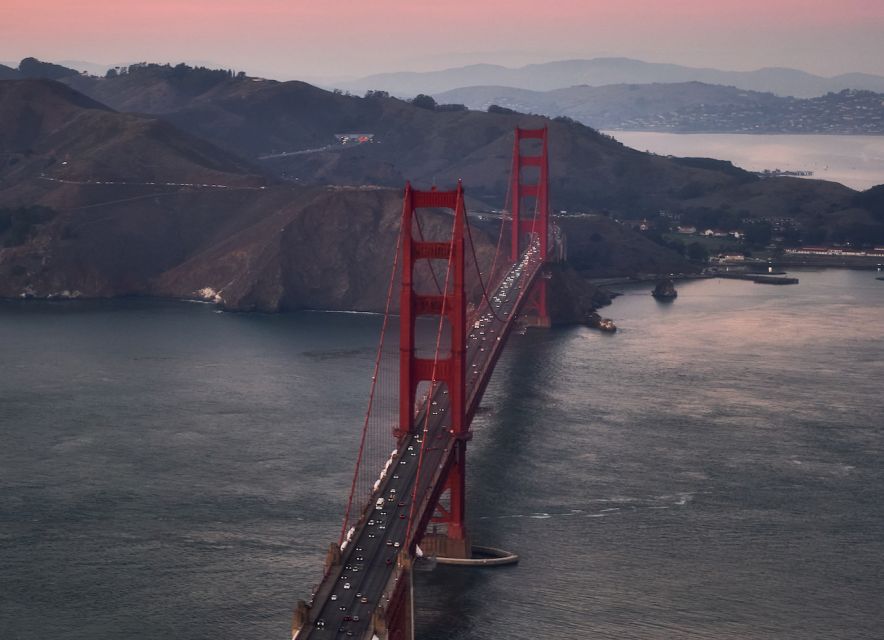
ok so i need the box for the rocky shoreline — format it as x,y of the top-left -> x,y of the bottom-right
2,262 -> 618,326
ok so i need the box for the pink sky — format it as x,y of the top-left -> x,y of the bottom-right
1,0 -> 882,80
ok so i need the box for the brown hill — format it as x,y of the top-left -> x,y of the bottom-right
0,181 -> 404,311
5,72 -> 879,316
59,66 -> 872,240
0,79 -> 266,190
0,80 -> 391,311
559,215 -> 698,277
0,78 -> 614,317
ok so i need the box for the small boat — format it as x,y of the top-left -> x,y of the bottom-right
598,318 -> 617,333
586,312 -> 617,333
652,278 -> 677,300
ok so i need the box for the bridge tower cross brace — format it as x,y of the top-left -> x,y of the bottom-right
397,182 -> 471,551
510,126 -> 551,327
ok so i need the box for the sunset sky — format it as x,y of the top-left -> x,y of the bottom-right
2,0 -> 882,80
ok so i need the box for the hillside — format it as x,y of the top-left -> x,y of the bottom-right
0,78 -> 614,317
0,79 -> 265,191
0,79 -> 387,311
433,83 -> 884,135
3,71 -> 882,315
0,64 -> 20,80
64,62 -> 243,113
0,80 -> 365,307
54,65 -> 872,237
339,57 -> 884,99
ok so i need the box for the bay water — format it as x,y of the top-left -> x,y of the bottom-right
1,268 -> 883,639
606,131 -> 884,191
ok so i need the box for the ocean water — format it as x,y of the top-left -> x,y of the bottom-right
606,131 -> 884,191
1,268 -> 883,639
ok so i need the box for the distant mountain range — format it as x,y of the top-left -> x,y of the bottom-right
339,57 -> 884,99
434,82 -> 884,134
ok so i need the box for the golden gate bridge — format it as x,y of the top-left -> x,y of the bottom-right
291,127 -> 560,639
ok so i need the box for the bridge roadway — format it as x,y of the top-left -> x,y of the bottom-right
298,241 -> 542,639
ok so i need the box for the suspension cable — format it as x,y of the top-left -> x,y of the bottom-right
460,166 -> 512,327
486,172 -> 512,295
464,216 -> 509,324
339,210 -> 405,544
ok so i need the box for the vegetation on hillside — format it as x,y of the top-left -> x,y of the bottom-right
0,206 -> 57,247
17,57 -> 79,80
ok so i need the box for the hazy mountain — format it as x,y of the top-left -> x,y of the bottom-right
3,72 -> 881,314
434,82 -> 884,134
55,65 -> 873,220
435,82 -> 771,124
0,79 -> 263,188
0,64 -> 20,80
340,57 -> 884,99
0,78 -> 273,307
0,78 -> 552,313
57,65 -> 754,210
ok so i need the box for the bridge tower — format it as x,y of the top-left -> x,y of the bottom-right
510,126 -> 551,328
397,182 -> 471,559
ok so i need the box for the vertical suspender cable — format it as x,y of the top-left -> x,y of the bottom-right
339,211 -> 405,545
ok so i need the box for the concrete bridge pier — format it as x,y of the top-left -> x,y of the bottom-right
418,527 -> 472,559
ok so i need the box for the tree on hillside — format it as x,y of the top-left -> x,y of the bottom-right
411,94 -> 437,110
436,103 -> 467,112
744,221 -> 773,246
488,104 -> 516,115
18,57 -> 78,80
687,242 -> 709,263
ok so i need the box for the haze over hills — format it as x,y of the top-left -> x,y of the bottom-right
0,79 -> 263,188
14,56 -> 884,135
0,79 -> 392,310
0,77 -> 607,315
2,64 -> 883,313
434,82 -> 884,134
54,63 -> 870,222
339,57 -> 884,99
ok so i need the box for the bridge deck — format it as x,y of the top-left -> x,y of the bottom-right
298,242 -> 542,639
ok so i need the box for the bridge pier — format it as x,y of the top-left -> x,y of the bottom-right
419,528 -> 472,559
521,276 -> 552,329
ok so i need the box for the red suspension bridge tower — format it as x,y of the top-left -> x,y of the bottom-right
397,182 -> 471,558
510,127 -> 551,327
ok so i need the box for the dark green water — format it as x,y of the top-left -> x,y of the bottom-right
1,269 -> 883,639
